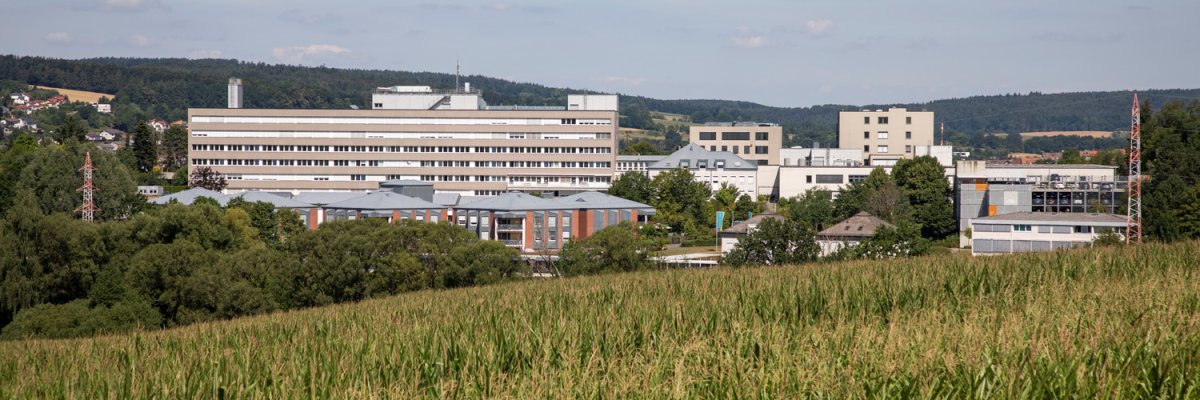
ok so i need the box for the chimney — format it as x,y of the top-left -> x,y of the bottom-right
227,78 -> 243,109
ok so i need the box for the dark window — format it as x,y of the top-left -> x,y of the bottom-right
755,146 -> 768,154
863,145 -> 870,153
849,175 -> 867,183
699,132 -> 716,140
863,131 -> 869,139
721,146 -> 728,152
878,116 -> 889,124
722,132 -> 750,140
732,146 -> 739,154
755,132 -> 769,140
863,116 -> 870,124
806,175 -> 813,183
710,146 -> 717,151
905,131 -> 912,139
743,145 -> 750,154
756,160 -> 768,166
906,116 -> 912,124
373,103 -> 383,108
815,175 -> 844,184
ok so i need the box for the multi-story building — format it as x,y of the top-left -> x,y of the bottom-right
647,144 -> 760,197
838,108 -> 935,166
689,122 -> 782,166
955,161 -> 1126,246
187,85 -> 618,196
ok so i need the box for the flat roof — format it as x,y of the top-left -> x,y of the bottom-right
984,164 -> 1116,170
973,212 -> 1128,226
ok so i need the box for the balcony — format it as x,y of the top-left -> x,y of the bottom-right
497,223 -> 524,231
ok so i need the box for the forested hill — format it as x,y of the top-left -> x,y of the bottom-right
3,55 -> 1198,138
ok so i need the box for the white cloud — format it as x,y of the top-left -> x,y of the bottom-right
806,20 -> 835,36
45,32 -> 73,44
271,44 -> 351,63
190,50 -> 223,59
605,76 -> 644,86
734,35 -> 767,48
129,34 -> 150,46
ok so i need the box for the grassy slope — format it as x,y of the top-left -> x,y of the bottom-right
2,243 -> 1199,398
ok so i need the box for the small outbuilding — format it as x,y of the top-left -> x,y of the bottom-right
815,212 -> 893,257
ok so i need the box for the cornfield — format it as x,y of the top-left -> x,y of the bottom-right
2,242 -> 1199,398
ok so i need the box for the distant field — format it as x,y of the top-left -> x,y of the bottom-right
2,242 -> 1198,397
619,127 -> 662,142
27,85 -> 114,103
1020,130 -> 1113,139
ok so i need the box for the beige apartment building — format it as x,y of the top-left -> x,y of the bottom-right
689,122 -> 782,165
188,86 -> 619,196
838,108 -> 934,166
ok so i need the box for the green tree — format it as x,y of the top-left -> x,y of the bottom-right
608,171 -> 653,204
893,156 -> 956,239
54,115 -> 89,143
131,121 -> 157,173
0,133 -> 38,210
651,168 -> 712,233
16,141 -> 141,219
836,222 -> 930,260
721,217 -> 818,267
189,166 -> 228,191
833,167 -> 891,220
711,183 -> 739,229
622,140 -> 663,156
782,188 -> 838,232
558,222 -> 660,275
162,124 -> 188,170
1143,100 -> 1200,241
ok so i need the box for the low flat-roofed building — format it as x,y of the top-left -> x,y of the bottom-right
648,144 -> 759,197
970,212 -> 1127,256
452,192 -> 577,254
151,187 -> 230,206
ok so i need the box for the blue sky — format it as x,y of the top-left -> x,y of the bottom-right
5,0 -> 1198,107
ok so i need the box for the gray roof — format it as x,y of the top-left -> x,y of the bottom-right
455,192 -> 574,211
323,190 -> 443,210
553,191 -> 655,213
720,213 -> 784,235
234,191 -> 314,209
817,212 -> 893,239
616,155 -> 667,162
432,193 -> 461,207
973,212 -> 1128,226
292,192 -> 366,206
151,187 -> 230,206
648,143 -> 757,171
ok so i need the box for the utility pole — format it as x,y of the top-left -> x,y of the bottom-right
76,151 -> 98,222
1126,93 -> 1142,244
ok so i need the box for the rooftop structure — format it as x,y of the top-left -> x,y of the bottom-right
323,190 -> 446,223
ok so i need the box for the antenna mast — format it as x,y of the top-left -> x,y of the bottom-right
1126,93 -> 1142,244
76,151 -> 99,222
455,59 -> 460,92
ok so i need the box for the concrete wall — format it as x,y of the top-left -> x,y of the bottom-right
838,108 -> 935,162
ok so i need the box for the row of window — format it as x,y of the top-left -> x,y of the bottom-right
417,175 -> 613,184
192,116 -> 613,126
805,174 -> 869,184
862,116 -> 914,125
193,159 -> 611,169
705,145 -> 770,155
861,131 -> 914,140
863,145 -> 915,154
976,224 -> 1101,234
697,132 -> 771,141
192,144 -> 613,154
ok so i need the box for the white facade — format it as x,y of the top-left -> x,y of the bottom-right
227,78 -> 242,109
970,213 -> 1126,256
778,166 -> 876,199
650,167 -> 758,197
778,147 -> 865,167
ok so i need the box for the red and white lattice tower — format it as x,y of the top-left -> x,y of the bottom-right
1126,93 -> 1142,244
76,151 -> 99,222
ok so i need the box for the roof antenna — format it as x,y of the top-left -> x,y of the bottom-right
455,58 -> 460,93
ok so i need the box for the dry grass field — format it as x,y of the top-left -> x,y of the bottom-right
1,242 -> 1198,398
28,85 -> 114,103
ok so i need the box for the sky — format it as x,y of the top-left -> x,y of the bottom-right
4,0 -> 1199,107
